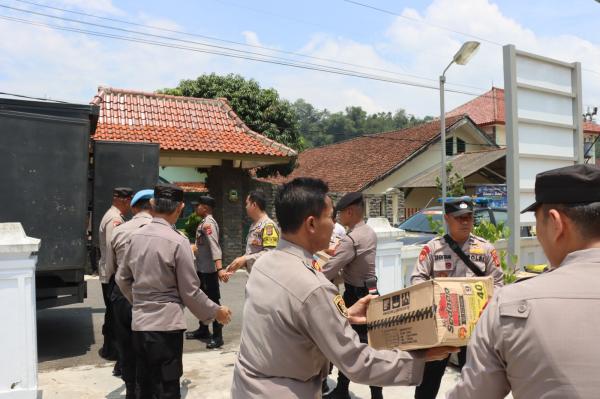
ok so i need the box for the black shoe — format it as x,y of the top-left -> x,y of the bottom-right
323,386 -> 351,399
206,337 -> 224,349
98,347 -> 118,361
186,328 -> 212,341
112,361 -> 122,377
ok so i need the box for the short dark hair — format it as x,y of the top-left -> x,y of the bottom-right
542,202 -> 600,239
134,198 -> 152,211
153,197 -> 180,215
275,178 -> 329,233
248,190 -> 267,211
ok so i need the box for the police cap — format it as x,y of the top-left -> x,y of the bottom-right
336,192 -> 363,212
198,195 -> 216,209
154,183 -> 184,202
521,164 -> 600,213
131,189 -> 154,207
113,187 -> 133,198
444,196 -> 474,217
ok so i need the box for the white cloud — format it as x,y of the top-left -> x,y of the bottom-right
55,0 -> 124,16
1,0 -> 599,118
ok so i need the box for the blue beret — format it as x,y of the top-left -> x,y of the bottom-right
131,189 -> 154,207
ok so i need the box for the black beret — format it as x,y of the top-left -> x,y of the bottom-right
336,192 -> 363,211
198,195 -> 216,208
154,183 -> 184,202
113,187 -> 133,198
444,196 -> 474,216
521,164 -> 600,213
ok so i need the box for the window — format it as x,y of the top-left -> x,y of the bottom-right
492,209 -> 508,225
457,138 -> 466,154
474,209 -> 491,225
445,137 -> 466,155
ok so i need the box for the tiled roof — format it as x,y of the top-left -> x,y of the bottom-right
262,115 -> 469,192
91,87 -> 297,158
447,87 -> 600,135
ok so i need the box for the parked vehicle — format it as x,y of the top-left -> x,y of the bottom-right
0,98 -> 159,309
398,205 -> 507,246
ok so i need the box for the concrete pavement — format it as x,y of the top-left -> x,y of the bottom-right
36,274 -> 512,398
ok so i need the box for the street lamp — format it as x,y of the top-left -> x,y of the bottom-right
440,41 -> 480,231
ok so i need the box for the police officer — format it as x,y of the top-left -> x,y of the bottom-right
231,178 -> 457,399
321,192 -> 382,399
410,196 -> 503,399
186,195 -> 229,349
98,186 -> 133,371
116,184 -> 232,399
447,164 -> 600,398
226,190 -> 280,274
105,189 -> 153,399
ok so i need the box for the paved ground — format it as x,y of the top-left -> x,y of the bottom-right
36,274 -> 512,398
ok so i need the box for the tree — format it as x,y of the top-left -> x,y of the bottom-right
160,74 -> 301,176
435,163 -> 465,197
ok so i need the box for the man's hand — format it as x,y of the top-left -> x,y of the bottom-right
215,306 -> 232,325
424,346 -> 460,362
226,256 -> 246,274
347,294 -> 378,324
217,269 -> 231,283
190,244 -> 197,254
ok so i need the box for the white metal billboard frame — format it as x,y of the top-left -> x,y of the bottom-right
503,44 -> 583,266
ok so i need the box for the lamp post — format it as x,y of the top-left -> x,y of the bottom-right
440,41 -> 480,232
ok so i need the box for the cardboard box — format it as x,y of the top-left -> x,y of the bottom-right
366,277 -> 494,350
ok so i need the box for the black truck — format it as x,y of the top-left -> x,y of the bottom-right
0,98 -> 159,309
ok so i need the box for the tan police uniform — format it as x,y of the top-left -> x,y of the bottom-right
447,248 -> 600,398
116,217 -> 220,329
244,215 -> 280,272
195,214 -> 221,274
411,234 -> 504,288
106,211 -> 153,282
106,210 -> 152,392
116,216 -> 221,398
98,205 -> 124,284
322,221 -> 377,286
231,239 -> 426,399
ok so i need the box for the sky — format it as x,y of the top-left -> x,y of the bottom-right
0,0 -> 599,117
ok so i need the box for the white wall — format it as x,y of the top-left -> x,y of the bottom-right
365,123 -> 495,195
159,166 -> 206,183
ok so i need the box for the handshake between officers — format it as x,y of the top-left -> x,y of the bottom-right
231,177 -> 458,399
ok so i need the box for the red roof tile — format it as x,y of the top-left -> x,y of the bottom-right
262,115 -> 470,192
448,87 -> 600,135
91,87 -> 297,158
173,182 -> 208,193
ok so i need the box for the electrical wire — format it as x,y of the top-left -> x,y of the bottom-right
0,90 -> 68,102
0,12 -> 497,99
7,0 -> 486,92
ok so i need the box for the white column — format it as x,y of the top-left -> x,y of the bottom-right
0,223 -> 40,399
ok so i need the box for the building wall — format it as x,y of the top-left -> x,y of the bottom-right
159,166 -> 206,182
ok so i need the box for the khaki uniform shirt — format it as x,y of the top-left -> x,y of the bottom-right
411,234 -> 504,288
115,217 -> 220,331
106,211 -> 153,281
322,221 -> 377,287
447,248 -> 600,399
195,214 -> 222,274
231,239 -> 425,399
98,205 -> 124,284
244,215 -> 280,272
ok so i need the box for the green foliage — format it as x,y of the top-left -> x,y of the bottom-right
160,73 -> 301,176
292,100 -> 433,148
183,212 -> 202,241
426,214 -> 445,236
435,162 -> 465,197
473,221 -> 518,285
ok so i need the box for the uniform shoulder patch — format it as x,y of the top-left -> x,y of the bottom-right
203,223 -> 213,236
333,294 -> 348,318
419,245 -> 431,262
